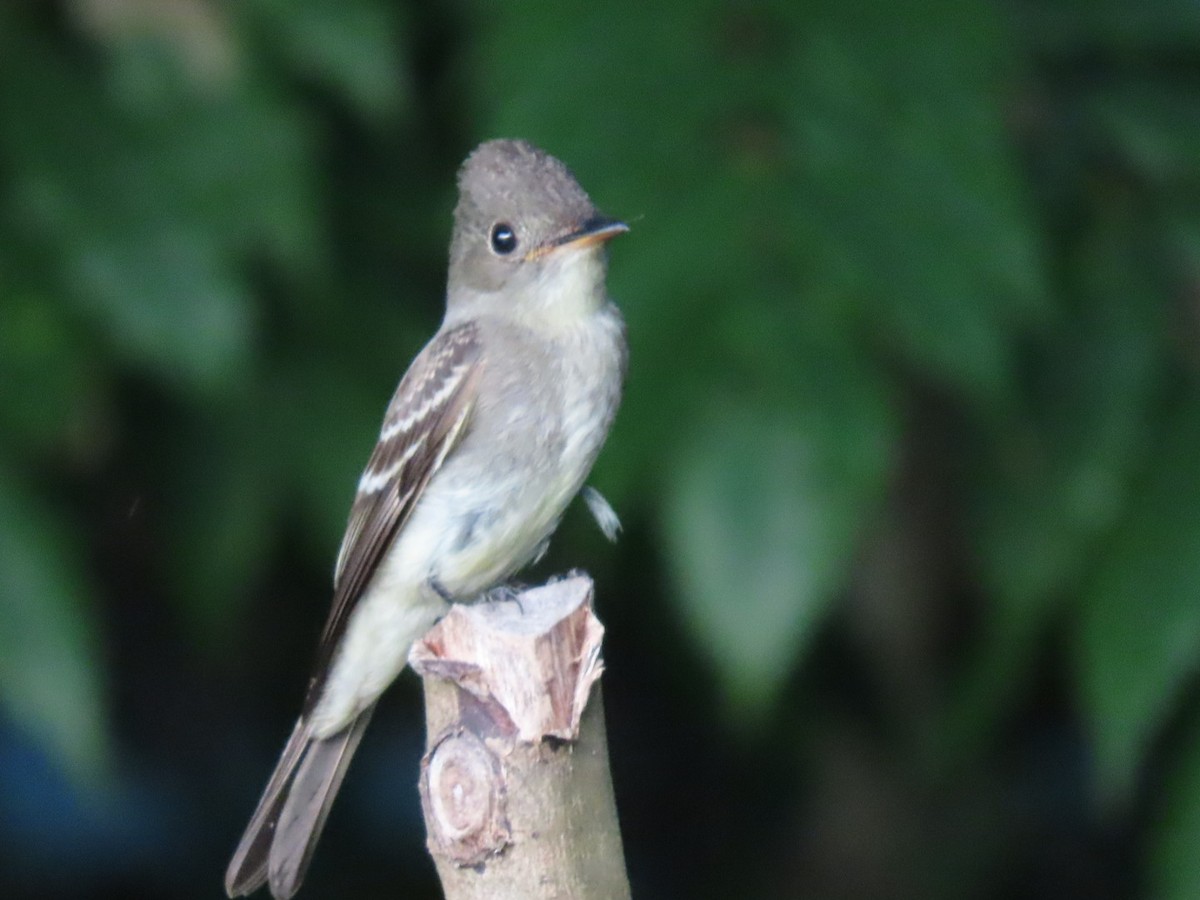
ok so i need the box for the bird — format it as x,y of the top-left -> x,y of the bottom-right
224,138 -> 628,899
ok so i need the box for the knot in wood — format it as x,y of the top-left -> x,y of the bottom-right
423,728 -> 509,865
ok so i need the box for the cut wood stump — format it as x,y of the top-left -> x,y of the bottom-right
409,575 -> 630,900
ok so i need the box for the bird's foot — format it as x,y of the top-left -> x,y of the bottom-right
482,582 -> 526,613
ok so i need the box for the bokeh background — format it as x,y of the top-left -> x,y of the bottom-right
4,0 -> 1200,897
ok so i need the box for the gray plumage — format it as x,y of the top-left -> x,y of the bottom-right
225,139 -> 627,898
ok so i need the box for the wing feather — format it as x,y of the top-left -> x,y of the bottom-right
302,322 -> 482,713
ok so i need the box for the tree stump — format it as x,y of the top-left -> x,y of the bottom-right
409,575 -> 630,900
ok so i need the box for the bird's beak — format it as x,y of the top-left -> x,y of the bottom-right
526,216 -> 629,261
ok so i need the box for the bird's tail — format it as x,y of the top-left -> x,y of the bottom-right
225,704 -> 376,899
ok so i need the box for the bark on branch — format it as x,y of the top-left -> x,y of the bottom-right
409,575 -> 630,900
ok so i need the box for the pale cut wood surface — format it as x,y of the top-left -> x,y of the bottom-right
410,576 -> 630,900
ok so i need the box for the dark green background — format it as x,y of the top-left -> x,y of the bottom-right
3,0 -> 1200,897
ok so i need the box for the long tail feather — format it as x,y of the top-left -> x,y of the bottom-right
267,705 -> 376,899
224,703 -> 375,899
225,718 -> 311,896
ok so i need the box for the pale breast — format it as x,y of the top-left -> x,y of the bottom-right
421,304 -> 625,597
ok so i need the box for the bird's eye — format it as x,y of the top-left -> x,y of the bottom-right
489,222 -> 518,255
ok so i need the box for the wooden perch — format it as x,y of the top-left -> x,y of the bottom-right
409,575 -> 630,900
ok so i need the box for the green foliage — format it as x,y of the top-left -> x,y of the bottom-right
664,389 -> 893,715
944,206 -> 1170,763
0,1 -> 409,766
4,0 -> 1200,895
0,23 -> 316,393
245,0 -> 411,121
1074,397 -> 1200,806
0,472 -> 107,779
1151,715 -> 1200,900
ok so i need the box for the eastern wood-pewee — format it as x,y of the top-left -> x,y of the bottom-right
225,139 -> 627,899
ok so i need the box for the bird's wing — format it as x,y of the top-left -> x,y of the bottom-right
227,323 -> 482,898
303,321 -> 482,713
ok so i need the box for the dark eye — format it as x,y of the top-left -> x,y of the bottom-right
489,222 -> 518,255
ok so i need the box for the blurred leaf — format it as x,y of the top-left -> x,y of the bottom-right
0,22 -> 319,394
0,468 -> 108,779
1015,0 -> 1200,53
784,0 -> 1046,398
164,402 -> 281,647
275,354 -> 398,561
1073,394 -> 1200,805
943,212 -> 1168,758
1149,711 -> 1200,900
663,364 -> 894,716
0,288 -> 101,457
983,217 -> 1165,594
1090,82 -> 1200,189
247,0 -> 410,120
